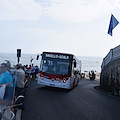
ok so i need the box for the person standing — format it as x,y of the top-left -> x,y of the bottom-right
92,71 -> 96,80
15,64 -> 25,109
0,63 -> 14,105
89,71 -> 92,80
31,64 -> 36,79
6,61 -> 11,72
28,65 -> 32,79
15,64 -> 25,97
35,65 -> 39,78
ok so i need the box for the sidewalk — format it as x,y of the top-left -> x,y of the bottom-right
94,86 -> 120,101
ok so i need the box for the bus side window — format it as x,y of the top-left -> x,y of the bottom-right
74,61 -> 76,68
60,65 -> 63,73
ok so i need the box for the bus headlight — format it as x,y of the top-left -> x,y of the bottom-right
63,78 -> 66,83
41,76 -> 44,80
63,80 -> 66,83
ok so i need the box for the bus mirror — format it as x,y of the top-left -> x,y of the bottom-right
74,61 -> 76,68
36,55 -> 39,60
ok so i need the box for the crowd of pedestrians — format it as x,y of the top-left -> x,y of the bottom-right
0,61 -> 40,111
89,71 -> 96,80
80,71 -> 96,80
23,64 -> 39,80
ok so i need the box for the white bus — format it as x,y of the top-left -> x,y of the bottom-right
37,52 -> 81,89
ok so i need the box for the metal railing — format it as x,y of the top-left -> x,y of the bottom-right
101,45 -> 120,70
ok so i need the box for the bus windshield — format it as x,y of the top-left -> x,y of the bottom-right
40,58 -> 72,75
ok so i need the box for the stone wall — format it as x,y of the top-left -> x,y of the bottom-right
100,58 -> 120,96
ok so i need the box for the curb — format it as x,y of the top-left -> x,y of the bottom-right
94,86 -> 120,101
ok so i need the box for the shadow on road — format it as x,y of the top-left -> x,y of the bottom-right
37,86 -> 71,92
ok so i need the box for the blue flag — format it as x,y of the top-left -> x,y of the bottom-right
108,14 -> 119,36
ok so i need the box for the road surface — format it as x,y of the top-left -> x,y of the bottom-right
22,79 -> 120,120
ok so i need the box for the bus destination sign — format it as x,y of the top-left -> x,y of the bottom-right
45,53 -> 70,60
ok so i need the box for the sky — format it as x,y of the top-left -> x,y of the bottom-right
0,0 -> 120,57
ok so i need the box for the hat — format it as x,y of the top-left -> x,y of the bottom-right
16,64 -> 22,69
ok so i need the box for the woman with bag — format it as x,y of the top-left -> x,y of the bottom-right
0,63 -> 14,106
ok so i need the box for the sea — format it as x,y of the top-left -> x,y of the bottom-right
0,53 -> 103,73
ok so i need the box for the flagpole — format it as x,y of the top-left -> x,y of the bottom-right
30,56 -> 32,65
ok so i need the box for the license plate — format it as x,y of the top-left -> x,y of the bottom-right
50,84 -> 55,86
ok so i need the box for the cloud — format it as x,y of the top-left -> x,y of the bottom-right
46,0 -> 120,22
0,0 -> 120,22
0,0 -> 43,20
